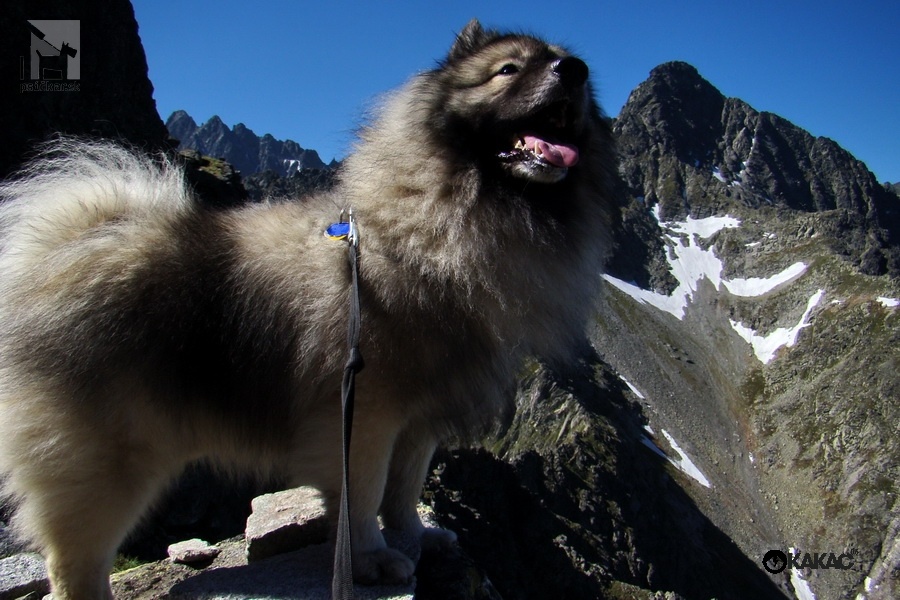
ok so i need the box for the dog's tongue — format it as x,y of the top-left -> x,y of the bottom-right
525,134 -> 579,167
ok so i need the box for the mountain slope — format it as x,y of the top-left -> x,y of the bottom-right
592,62 -> 900,600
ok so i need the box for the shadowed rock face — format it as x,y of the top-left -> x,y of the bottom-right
0,0 -> 170,178
425,351 -> 790,600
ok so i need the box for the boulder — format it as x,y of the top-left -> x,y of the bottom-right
0,553 -> 48,599
167,539 -> 220,565
245,487 -> 330,563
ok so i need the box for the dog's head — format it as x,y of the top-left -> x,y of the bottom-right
428,20 -> 598,184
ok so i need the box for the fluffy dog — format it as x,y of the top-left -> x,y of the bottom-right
0,19 -> 616,599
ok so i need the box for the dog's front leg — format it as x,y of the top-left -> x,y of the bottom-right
342,409 -> 417,585
380,423 -> 457,551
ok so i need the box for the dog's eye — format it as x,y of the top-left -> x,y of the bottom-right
496,63 -> 520,76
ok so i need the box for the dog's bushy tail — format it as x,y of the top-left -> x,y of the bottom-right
0,139 -> 194,548
0,138 -> 191,282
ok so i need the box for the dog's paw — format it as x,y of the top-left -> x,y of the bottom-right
421,526 -> 457,551
353,547 -> 416,585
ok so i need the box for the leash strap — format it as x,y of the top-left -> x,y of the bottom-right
331,210 -> 363,600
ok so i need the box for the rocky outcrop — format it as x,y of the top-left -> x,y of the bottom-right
242,167 -> 338,202
0,553 -> 48,599
106,489 -> 472,599
427,351 -> 788,599
0,0 -> 169,178
244,488 -> 329,562
175,150 -> 248,207
166,111 -> 329,176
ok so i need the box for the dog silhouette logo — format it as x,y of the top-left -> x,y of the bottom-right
23,20 -> 80,82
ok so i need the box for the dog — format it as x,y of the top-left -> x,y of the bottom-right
0,19 -> 616,599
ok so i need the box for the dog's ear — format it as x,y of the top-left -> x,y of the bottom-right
448,19 -> 491,61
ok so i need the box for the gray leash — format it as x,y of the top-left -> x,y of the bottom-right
327,210 -> 363,600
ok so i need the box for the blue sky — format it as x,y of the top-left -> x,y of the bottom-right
132,0 -> 898,183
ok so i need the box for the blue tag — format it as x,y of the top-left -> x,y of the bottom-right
325,222 -> 351,240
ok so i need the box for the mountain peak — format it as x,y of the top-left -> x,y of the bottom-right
639,60 -> 724,103
614,61 -> 899,277
166,109 -> 194,124
648,60 -> 702,80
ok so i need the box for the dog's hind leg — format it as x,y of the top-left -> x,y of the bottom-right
44,483 -> 160,598
2,394 -> 180,600
380,423 -> 457,551
14,451 -> 176,600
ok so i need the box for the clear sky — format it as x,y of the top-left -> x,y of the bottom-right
132,0 -> 899,183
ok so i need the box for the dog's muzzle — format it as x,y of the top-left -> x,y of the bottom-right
498,56 -> 590,184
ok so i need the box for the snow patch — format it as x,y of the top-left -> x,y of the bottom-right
602,275 -> 691,319
619,375 -> 646,400
723,262 -> 808,297
640,435 -> 667,459
712,166 -> 741,187
855,576 -> 874,599
666,214 -> 741,238
877,297 -> 899,308
640,429 -> 712,488
730,290 -> 825,364
789,548 -> 817,600
603,207 -> 821,364
712,167 -> 727,183
661,430 -> 711,488
283,159 -> 309,174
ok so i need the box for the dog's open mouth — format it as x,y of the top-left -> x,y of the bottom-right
512,134 -> 579,168
498,133 -> 579,183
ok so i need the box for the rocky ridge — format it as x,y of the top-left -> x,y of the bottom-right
166,110 -> 332,177
611,61 -> 900,280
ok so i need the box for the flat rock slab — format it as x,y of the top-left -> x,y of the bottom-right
168,539 -> 221,564
0,553 -> 49,599
245,487 -> 330,562
111,490 -> 442,599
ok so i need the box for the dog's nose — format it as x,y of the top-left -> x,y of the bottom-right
552,56 -> 589,88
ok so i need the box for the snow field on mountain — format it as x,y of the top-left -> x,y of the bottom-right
730,290 -> 825,364
603,206 -> 821,363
